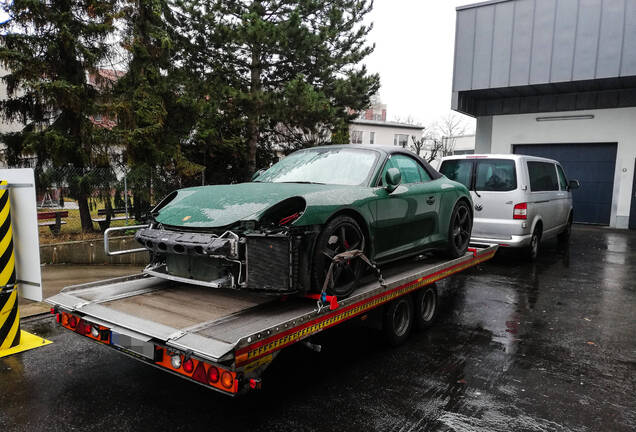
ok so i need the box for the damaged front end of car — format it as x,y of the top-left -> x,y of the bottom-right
135,197 -> 319,295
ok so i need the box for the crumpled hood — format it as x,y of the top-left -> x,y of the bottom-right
154,182 -> 344,228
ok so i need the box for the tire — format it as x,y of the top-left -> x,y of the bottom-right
557,213 -> 573,244
414,285 -> 438,330
526,226 -> 541,261
383,296 -> 414,346
311,215 -> 366,298
446,200 -> 472,259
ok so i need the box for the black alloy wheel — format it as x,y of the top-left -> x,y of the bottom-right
312,216 -> 366,298
447,201 -> 472,258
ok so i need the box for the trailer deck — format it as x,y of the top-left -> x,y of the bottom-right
46,245 -> 497,395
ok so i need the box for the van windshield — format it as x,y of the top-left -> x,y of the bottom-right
440,159 -> 517,192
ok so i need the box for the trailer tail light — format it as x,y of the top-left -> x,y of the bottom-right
78,320 -> 92,335
170,354 -> 182,369
68,315 -> 78,329
221,371 -> 234,389
208,366 -> 219,384
154,348 -> 237,393
183,358 -> 194,374
513,203 -> 527,219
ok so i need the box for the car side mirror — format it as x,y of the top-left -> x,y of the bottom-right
568,179 -> 580,190
385,168 -> 402,193
251,169 -> 265,181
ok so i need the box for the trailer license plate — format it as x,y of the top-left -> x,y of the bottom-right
110,331 -> 155,360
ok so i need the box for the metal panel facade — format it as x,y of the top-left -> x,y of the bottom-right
453,0 -> 636,92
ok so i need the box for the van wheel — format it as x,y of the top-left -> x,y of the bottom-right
383,296 -> 414,346
526,227 -> 541,261
558,213 -> 573,243
414,285 -> 438,330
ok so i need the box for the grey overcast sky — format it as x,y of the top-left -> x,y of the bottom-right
365,0 -> 475,130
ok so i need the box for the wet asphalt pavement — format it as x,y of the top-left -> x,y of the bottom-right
1,225 -> 635,431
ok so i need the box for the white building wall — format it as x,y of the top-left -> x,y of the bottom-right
489,107 -> 636,229
451,135 -> 475,153
0,65 -> 25,168
0,65 -> 22,135
348,124 -> 423,147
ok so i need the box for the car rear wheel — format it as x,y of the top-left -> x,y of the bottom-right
446,200 -> 472,258
311,216 -> 366,298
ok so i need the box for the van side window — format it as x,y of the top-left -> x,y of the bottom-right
439,159 -> 473,188
475,159 -> 517,191
528,161 -> 559,191
556,165 -> 568,190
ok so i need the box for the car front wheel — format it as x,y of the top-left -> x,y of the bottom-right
311,215 -> 366,298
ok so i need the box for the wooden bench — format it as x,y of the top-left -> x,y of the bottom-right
92,208 -> 130,232
38,211 -> 69,235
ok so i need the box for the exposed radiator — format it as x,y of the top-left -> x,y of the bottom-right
246,235 -> 297,293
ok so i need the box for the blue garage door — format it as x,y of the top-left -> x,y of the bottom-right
513,143 -> 617,225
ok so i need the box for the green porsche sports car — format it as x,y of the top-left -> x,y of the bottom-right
135,145 -> 473,298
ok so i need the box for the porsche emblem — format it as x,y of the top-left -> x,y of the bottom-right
182,215 -> 192,222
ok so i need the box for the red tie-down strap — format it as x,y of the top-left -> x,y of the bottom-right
304,293 -> 339,310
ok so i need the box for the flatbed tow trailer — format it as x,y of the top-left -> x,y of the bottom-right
46,244 -> 497,396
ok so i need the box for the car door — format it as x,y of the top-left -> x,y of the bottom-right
470,158 -> 519,239
372,154 -> 440,261
527,161 -> 561,234
555,164 -> 571,225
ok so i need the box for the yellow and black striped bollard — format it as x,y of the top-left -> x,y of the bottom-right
0,179 -> 20,349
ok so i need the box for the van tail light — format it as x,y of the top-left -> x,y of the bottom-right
513,203 -> 527,220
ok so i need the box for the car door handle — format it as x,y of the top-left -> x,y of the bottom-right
426,196 -> 435,205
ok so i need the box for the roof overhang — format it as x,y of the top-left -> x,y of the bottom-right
453,75 -> 636,117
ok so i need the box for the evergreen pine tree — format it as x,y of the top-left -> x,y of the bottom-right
112,0 -> 201,215
181,0 -> 380,176
0,0 -> 117,232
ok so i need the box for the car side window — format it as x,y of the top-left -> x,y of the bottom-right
439,159 -> 473,188
556,165 -> 568,190
381,154 -> 429,185
528,161 -> 559,192
417,164 -> 432,182
475,159 -> 517,191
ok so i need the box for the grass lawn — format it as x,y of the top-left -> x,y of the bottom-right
38,205 -> 143,244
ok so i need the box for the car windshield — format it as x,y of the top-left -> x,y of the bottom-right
256,148 -> 379,186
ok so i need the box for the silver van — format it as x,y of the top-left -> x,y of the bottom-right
438,154 -> 579,259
